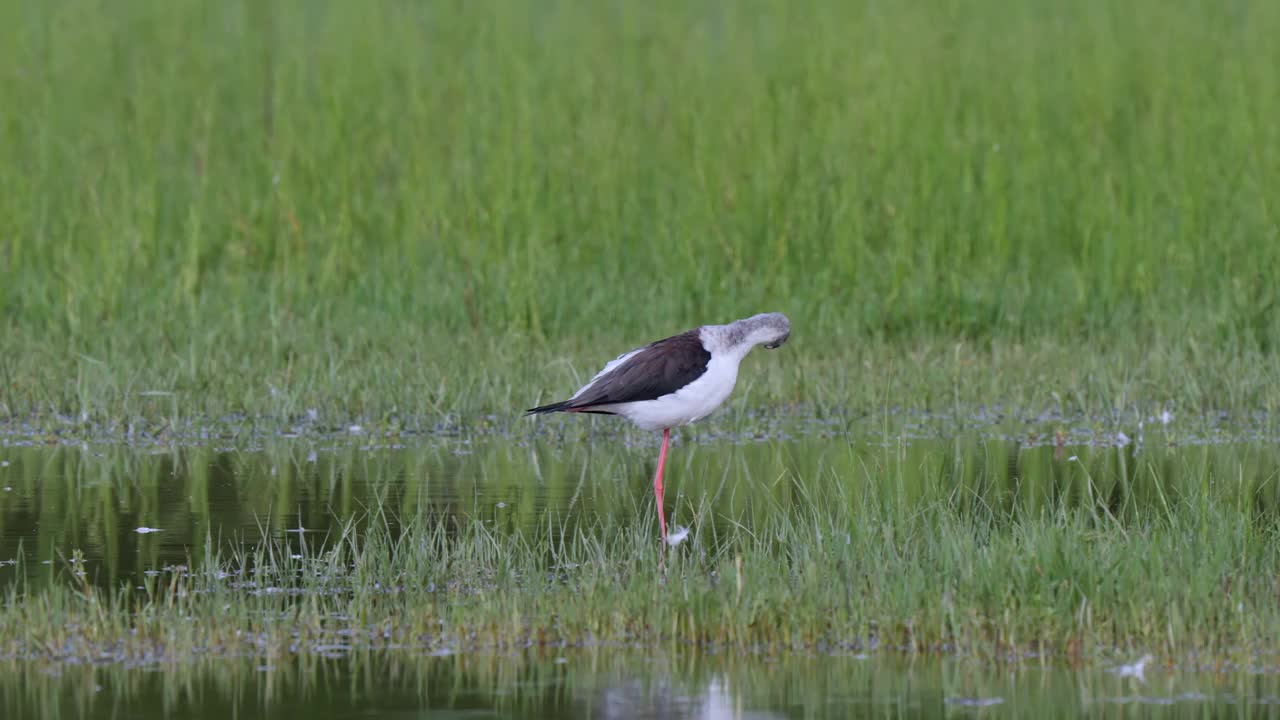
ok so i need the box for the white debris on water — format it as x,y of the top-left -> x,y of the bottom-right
348,425 -> 363,435
1160,409 -> 1173,426
665,526 -> 690,547
1115,431 -> 1131,447
134,527 -> 163,534
496,502 -> 506,508
306,451 -> 317,463
945,697 -> 1004,707
1108,654 -> 1155,682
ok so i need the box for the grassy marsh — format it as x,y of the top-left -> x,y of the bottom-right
3,2 -> 1280,713
3,482 -> 1280,665
4,426 -> 1280,665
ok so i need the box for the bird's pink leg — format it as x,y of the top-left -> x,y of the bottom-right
653,428 -> 670,540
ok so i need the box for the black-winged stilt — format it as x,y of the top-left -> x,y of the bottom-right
527,312 -> 791,541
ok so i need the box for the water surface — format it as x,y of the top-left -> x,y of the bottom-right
2,409 -> 1279,588
4,409 -> 1280,718
8,648 -> 1280,719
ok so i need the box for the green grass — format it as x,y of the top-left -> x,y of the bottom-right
5,332 -> 1280,434
2,0 -> 1280,423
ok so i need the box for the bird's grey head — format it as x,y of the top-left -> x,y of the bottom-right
733,312 -> 791,351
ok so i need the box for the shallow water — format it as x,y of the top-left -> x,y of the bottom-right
7,648 -> 1280,719
4,410 -> 1280,717
2,408 -> 1279,588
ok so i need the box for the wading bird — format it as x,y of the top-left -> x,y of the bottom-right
527,313 -> 791,542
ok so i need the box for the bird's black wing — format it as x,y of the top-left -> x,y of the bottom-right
569,330 -> 710,407
527,330 -> 710,414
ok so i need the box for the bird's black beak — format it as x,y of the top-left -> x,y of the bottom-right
764,332 -> 790,350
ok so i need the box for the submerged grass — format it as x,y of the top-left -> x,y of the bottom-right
3,454 -> 1280,666
2,0 -> 1280,423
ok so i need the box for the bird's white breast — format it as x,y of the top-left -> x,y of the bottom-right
609,350 -> 742,432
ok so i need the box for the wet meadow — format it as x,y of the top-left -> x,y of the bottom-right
3,0 -> 1280,716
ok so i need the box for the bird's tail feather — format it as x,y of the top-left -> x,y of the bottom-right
526,401 -> 615,416
525,400 -> 572,415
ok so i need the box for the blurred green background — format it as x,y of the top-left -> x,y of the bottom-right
2,0 -> 1277,419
